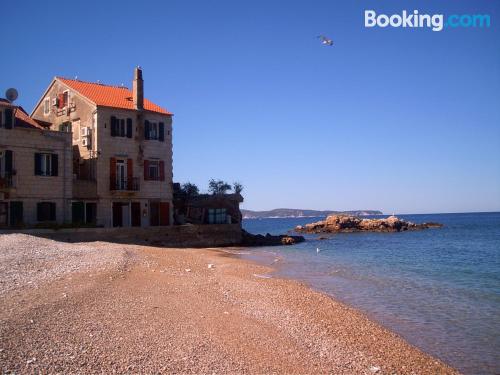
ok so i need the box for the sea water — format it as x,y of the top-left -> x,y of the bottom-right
242,212 -> 500,375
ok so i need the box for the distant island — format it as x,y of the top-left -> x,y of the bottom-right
241,208 -> 383,219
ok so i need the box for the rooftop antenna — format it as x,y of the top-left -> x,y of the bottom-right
75,75 -> 78,80
5,88 -> 18,103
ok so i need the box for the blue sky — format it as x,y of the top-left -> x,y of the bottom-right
2,0 -> 499,214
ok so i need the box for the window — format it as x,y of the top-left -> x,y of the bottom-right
35,153 -> 58,176
59,122 -> 72,132
110,116 -> 132,138
0,150 -> 13,187
149,122 -> 158,139
116,159 -> 127,190
72,202 -> 97,224
43,98 -> 50,115
148,161 -> 159,180
144,121 -> 165,141
37,202 -> 56,222
62,91 -> 69,107
144,160 -> 164,181
0,202 -> 7,227
208,208 -> 227,224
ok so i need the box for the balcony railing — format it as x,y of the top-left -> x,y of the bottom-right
0,174 -> 14,189
111,177 -> 140,191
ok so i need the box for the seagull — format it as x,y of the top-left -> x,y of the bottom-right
316,247 -> 321,253
318,35 -> 333,46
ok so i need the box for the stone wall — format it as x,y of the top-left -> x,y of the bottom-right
31,78 -> 174,228
0,126 -> 73,225
0,224 -> 243,248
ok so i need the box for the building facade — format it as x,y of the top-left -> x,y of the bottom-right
0,100 -> 72,227
29,67 -> 174,228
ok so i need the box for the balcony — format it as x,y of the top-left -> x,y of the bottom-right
111,177 -> 140,192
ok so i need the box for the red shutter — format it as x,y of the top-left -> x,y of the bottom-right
159,202 -> 169,225
110,157 -> 116,190
144,160 -> 149,181
159,161 -> 165,181
127,159 -> 133,190
58,93 -> 64,109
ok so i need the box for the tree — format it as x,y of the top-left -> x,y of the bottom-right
208,179 -> 232,195
233,182 -> 243,194
181,182 -> 199,197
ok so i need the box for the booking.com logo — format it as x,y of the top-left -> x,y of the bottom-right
365,10 -> 491,32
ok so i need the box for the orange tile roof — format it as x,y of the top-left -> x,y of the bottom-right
2,99 -> 49,129
15,106 -> 46,129
56,77 -> 172,115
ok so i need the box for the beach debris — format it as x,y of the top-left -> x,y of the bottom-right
185,268 -> 191,272
208,264 -> 215,269
223,311 -> 229,315
62,293 -> 67,298
29,319 -> 34,324
370,365 -> 381,373
253,274 -> 272,279
318,35 -> 333,46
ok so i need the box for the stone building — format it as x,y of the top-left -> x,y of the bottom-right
0,100 -> 72,227
31,68 -> 174,227
172,183 -> 243,226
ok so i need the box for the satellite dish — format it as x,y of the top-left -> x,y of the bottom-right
5,88 -> 18,103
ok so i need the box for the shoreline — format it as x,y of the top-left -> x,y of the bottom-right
0,234 -> 458,373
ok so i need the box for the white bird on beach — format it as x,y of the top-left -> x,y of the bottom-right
316,247 -> 321,253
317,35 -> 333,46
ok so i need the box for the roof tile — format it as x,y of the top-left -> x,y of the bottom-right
57,77 -> 172,115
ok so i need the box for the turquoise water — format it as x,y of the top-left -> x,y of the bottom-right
242,213 -> 500,375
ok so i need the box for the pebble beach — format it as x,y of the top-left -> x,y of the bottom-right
0,234 -> 458,374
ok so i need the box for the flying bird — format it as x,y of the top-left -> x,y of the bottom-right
318,35 -> 333,46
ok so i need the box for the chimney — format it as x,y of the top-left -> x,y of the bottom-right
133,66 -> 144,110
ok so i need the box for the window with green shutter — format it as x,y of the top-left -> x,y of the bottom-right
37,202 -> 56,222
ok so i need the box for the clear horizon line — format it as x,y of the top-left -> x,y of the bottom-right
241,209 -> 500,215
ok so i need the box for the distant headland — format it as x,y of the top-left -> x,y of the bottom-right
241,208 -> 383,219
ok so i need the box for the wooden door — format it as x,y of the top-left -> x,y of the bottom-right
9,201 -> 23,227
112,203 -> 122,227
131,202 -> 141,227
159,202 -> 169,226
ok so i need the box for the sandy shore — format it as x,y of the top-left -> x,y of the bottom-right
0,234 -> 458,374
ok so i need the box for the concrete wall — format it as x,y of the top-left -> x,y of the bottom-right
0,224 -> 243,248
0,126 -> 73,225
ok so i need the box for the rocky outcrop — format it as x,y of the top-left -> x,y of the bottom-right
295,215 -> 442,234
241,230 -> 305,246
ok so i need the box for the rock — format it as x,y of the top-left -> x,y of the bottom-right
240,230 -> 305,247
295,215 -> 443,234
281,236 -> 296,245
